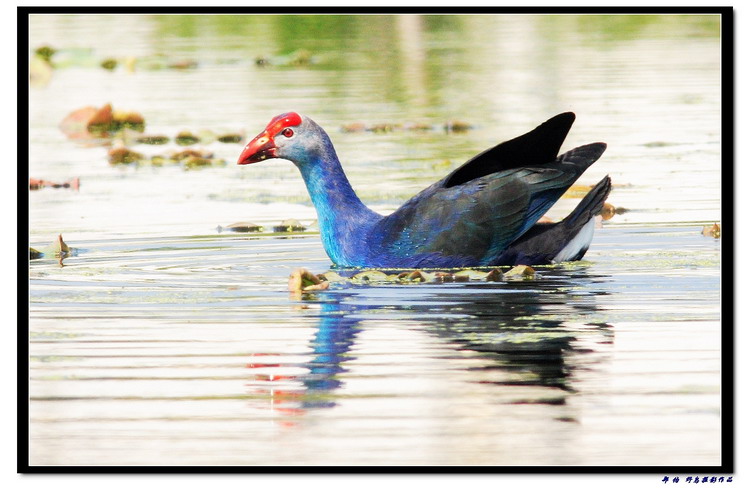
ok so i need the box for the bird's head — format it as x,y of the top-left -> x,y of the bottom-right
237,112 -> 329,167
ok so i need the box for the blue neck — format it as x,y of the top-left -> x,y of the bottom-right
296,148 -> 380,267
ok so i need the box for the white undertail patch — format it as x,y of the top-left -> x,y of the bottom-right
552,217 -> 596,263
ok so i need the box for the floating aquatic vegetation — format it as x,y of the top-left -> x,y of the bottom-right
108,145 -> 145,165
351,270 -> 393,283
287,265 -> 536,295
30,235 -> 73,265
169,149 -> 226,170
701,223 -> 721,239
60,103 -> 145,140
134,134 -> 170,145
175,131 -> 201,146
124,131 -> 243,146
182,156 -> 215,169
288,268 -> 330,296
217,133 -> 244,143
502,265 -> 536,280
255,49 -> 317,68
105,145 -> 225,169
168,59 -> 199,70
100,58 -> 118,70
30,177 -> 79,191
34,45 -> 57,63
171,149 -> 213,161
273,219 -> 306,232
217,222 -> 264,233
600,202 -> 628,221
340,121 -> 476,134
444,120 -> 473,133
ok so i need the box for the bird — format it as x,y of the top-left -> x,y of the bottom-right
237,111 -> 610,269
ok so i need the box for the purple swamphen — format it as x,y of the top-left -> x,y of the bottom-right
238,112 -> 610,269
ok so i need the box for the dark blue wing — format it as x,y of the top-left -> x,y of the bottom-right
370,142 -> 607,265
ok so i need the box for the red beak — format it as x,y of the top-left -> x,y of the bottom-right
237,131 -> 277,165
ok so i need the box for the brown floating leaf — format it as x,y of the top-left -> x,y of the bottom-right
444,121 -> 472,133
86,103 -> 115,134
433,271 -> 456,283
485,269 -> 503,282
503,265 -> 536,279
59,106 -> 99,139
60,103 -> 145,139
397,270 -> 429,282
701,223 -> 721,239
108,145 -> 145,164
288,268 -> 330,295
168,59 -> 198,70
600,203 -> 628,221
600,202 -> 616,221
53,234 -> 70,255
30,177 -> 79,191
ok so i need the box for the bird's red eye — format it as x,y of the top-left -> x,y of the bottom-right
282,128 -> 294,138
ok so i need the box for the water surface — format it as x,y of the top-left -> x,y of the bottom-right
27,13 -> 723,467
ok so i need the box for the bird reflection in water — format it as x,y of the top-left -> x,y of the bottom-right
245,266 -> 612,426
